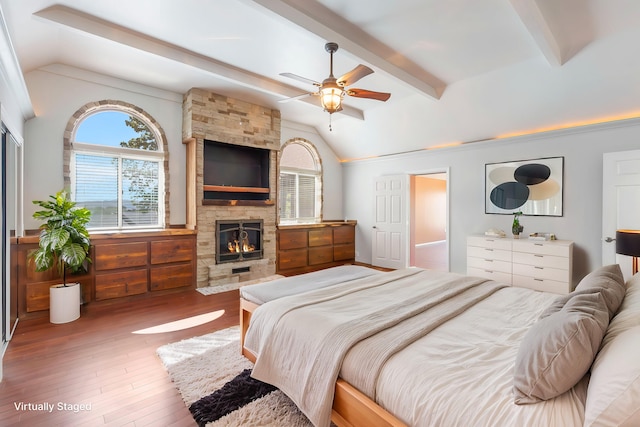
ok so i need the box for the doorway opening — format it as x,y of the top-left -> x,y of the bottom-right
410,173 -> 448,271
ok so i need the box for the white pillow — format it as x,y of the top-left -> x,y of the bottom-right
583,326 -> 640,426
584,274 -> 640,426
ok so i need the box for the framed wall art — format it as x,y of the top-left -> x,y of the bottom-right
485,156 -> 564,216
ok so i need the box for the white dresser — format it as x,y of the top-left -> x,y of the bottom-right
466,236 -> 513,285
466,235 -> 573,294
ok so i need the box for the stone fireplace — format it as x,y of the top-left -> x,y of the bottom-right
182,88 -> 280,288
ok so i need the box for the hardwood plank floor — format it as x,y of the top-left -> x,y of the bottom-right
0,288 -> 240,426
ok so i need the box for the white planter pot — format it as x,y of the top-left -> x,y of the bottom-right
50,283 -> 81,324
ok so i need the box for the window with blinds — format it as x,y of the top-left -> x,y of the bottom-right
279,141 -> 322,224
71,110 -> 164,230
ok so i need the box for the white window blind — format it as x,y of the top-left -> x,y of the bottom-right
73,153 -> 161,229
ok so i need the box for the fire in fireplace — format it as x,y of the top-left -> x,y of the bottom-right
216,220 -> 263,264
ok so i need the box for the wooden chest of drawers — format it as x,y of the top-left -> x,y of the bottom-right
277,222 -> 356,275
16,230 -> 197,314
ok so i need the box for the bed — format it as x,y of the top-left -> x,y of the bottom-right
240,264 -> 640,427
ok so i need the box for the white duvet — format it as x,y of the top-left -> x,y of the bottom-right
371,286 -> 588,427
246,268 -> 588,427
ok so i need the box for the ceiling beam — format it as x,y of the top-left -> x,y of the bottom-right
32,5 -> 365,120
246,0 -> 443,100
509,0 -> 563,67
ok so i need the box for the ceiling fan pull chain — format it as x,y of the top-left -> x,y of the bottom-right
329,114 -> 333,132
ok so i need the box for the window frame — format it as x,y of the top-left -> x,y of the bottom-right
66,103 -> 168,232
278,139 -> 322,225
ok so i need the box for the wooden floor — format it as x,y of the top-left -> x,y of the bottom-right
0,288 -> 240,427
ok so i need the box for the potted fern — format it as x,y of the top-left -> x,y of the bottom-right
30,190 -> 92,323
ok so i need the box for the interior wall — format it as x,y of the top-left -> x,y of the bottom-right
280,120 -> 343,221
343,119 -> 640,284
22,65 -> 185,230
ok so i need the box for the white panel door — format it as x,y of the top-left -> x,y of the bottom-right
603,150 -> 640,281
372,175 -> 407,269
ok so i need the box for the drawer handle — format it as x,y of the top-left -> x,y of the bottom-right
484,270 -> 494,273
534,243 -> 544,246
534,254 -> 544,258
534,278 -> 544,282
485,248 -> 494,252
534,266 -> 544,270
484,259 -> 493,262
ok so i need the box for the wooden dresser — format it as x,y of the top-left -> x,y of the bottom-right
277,221 -> 356,276
16,229 -> 196,315
467,235 -> 573,294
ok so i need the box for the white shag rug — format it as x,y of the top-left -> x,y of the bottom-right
196,275 -> 285,296
156,326 -> 314,426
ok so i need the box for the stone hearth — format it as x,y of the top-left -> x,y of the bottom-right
182,88 -> 280,288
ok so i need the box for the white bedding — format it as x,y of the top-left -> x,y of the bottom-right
372,286 -> 587,427
239,264 -> 380,304
244,268 -> 589,427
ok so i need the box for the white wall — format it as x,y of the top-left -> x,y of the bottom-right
343,119 -> 640,283
280,120 -> 343,221
23,65 -> 185,230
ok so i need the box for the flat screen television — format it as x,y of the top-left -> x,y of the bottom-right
203,140 -> 270,200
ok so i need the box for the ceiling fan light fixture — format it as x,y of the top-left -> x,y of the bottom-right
320,84 -> 344,114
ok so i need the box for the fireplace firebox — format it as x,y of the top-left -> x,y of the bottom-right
216,220 -> 263,264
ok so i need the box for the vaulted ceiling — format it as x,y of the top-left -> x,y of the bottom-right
2,0 -> 640,161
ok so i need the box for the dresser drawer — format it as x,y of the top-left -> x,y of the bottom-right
308,228 -> 333,247
278,230 -> 308,250
278,248 -> 308,270
467,236 -> 511,251
467,256 -> 511,274
150,263 -> 193,291
512,252 -> 568,270
512,263 -> 569,282
95,242 -> 148,271
467,246 -> 511,262
512,240 -> 572,257
512,274 -> 570,294
95,269 -> 148,300
467,267 -> 512,284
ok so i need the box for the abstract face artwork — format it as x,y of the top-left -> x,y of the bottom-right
485,157 -> 563,216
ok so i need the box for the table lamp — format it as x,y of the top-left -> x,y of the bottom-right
616,229 -> 640,275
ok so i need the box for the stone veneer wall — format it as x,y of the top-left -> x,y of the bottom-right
182,88 -> 280,288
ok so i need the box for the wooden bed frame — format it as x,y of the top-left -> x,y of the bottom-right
240,298 -> 407,427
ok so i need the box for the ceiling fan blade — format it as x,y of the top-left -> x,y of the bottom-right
347,88 -> 391,102
280,72 -> 321,87
278,92 -> 314,103
338,64 -> 373,87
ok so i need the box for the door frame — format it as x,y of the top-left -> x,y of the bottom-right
406,167 -> 451,271
408,167 -> 450,271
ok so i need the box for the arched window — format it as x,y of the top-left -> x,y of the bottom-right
67,103 -> 167,231
279,139 -> 322,224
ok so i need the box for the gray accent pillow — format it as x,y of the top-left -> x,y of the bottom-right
538,264 -> 625,320
574,264 -> 625,318
513,291 -> 610,404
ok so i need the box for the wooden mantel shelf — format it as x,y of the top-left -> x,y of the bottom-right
203,185 -> 270,194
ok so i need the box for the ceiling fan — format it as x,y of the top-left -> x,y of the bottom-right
280,42 -> 391,118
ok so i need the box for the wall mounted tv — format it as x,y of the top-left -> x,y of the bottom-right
203,139 -> 270,201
